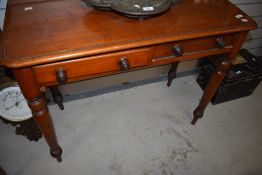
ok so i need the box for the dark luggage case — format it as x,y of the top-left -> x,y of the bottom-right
197,49 -> 262,105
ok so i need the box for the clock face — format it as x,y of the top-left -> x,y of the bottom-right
0,86 -> 32,122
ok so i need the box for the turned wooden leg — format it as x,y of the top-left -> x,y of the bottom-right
13,68 -> 62,162
192,57 -> 231,125
50,86 -> 64,110
167,62 -> 180,87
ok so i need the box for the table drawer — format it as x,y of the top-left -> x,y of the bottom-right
152,34 -> 235,62
33,48 -> 151,85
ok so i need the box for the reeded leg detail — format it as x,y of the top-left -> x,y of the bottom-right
50,86 -> 64,110
192,57 -> 231,125
167,62 -> 180,87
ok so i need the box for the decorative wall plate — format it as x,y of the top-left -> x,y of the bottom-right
83,0 -> 115,10
112,0 -> 172,18
82,0 -> 180,18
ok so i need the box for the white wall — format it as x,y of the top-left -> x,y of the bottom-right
0,0 -> 7,30
230,0 -> 262,56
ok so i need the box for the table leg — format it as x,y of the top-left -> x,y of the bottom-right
167,62 -> 180,87
192,57 -> 231,125
50,86 -> 64,110
13,68 -> 62,162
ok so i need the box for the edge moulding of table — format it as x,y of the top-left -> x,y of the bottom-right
0,0 -> 257,162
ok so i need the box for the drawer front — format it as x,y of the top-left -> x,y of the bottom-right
152,34 -> 235,63
33,48 -> 151,85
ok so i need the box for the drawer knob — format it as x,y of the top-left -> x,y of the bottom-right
172,45 -> 184,57
56,68 -> 68,84
216,38 -> 225,48
119,57 -> 130,71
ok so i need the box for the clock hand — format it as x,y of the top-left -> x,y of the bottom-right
5,99 -> 26,110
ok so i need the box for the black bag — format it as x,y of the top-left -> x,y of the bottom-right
197,50 -> 262,105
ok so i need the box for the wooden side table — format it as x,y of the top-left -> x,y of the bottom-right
0,0 -> 257,162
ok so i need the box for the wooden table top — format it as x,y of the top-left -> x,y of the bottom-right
0,0 -> 257,68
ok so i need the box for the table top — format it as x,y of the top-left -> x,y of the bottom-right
0,0 -> 257,68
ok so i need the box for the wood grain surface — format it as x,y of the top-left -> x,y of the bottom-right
0,0 -> 257,68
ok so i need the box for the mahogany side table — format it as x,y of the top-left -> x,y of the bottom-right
0,0 -> 257,162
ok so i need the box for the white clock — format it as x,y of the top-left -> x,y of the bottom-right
0,82 -> 32,122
